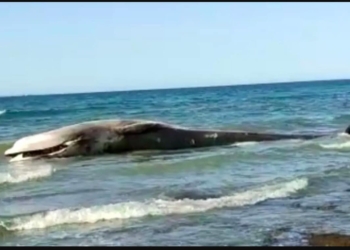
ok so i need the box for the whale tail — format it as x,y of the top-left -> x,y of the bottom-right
345,125 -> 350,135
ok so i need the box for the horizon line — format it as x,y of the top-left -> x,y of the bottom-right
1,77 -> 349,98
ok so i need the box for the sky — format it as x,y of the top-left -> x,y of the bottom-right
1,2 -> 350,96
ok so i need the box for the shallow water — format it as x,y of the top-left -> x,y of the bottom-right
0,80 -> 350,245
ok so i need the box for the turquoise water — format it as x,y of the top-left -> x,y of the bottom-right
0,80 -> 350,245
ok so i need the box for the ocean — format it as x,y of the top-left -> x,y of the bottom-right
0,80 -> 350,246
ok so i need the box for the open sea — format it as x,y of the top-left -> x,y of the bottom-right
0,80 -> 350,246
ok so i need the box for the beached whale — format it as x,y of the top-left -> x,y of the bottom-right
4,119 -> 347,162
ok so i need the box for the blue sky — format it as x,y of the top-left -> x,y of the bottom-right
1,2 -> 350,96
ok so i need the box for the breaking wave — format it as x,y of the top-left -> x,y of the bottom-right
319,141 -> 350,150
319,133 -> 350,150
0,164 -> 55,184
1,177 -> 308,231
234,142 -> 258,147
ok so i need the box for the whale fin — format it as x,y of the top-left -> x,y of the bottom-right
117,121 -> 172,135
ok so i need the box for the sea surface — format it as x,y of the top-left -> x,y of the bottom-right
0,80 -> 350,246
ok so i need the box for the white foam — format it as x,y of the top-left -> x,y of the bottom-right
320,141 -> 350,149
337,132 -> 350,138
0,164 -> 55,184
5,177 -> 308,231
0,110 -> 6,116
234,142 -> 258,147
319,132 -> 350,149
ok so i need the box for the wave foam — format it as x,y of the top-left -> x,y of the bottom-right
337,132 -> 350,138
234,142 -> 258,147
0,164 -> 55,184
3,177 -> 308,231
320,141 -> 350,149
0,110 -> 6,116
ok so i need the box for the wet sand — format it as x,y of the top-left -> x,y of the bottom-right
308,233 -> 350,246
